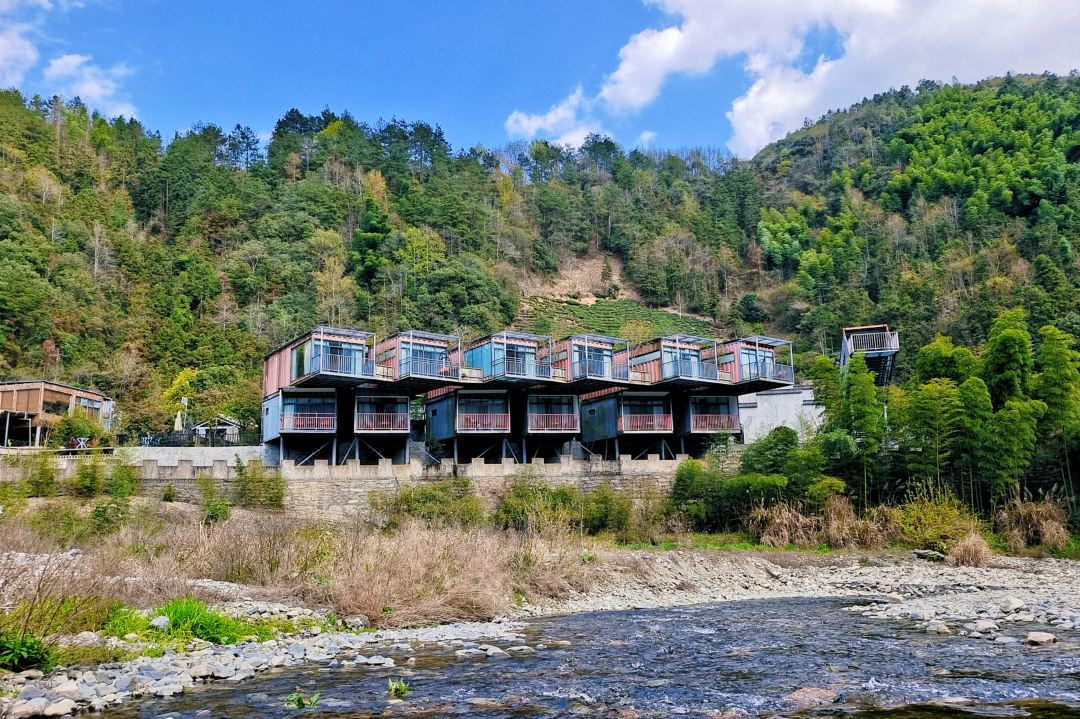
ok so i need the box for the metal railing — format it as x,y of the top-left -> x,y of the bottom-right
400,357 -> 459,380
354,412 -> 410,432
456,413 -> 511,431
739,361 -> 795,384
491,357 -> 553,380
280,413 -> 336,431
571,359 -> 630,381
527,413 -> 580,432
310,352 -> 375,378
123,431 -> 261,448
691,414 -> 740,432
617,414 -> 673,433
846,330 -> 900,353
661,359 -> 720,381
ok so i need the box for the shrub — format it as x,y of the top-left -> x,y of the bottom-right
23,453 -> 57,497
202,497 -> 231,525
51,410 -> 107,449
375,478 -> 485,527
804,476 -> 846,512
155,597 -> 245,644
747,502 -> 819,547
493,474 -> 580,533
739,426 -> 798,475
234,459 -> 286,509
821,496 -> 891,549
899,481 -> 980,552
161,484 -> 177,502
949,532 -> 993,567
721,473 -> 788,518
89,497 -> 129,535
671,458 -> 703,508
102,606 -> 150,638
582,482 -> 631,535
995,498 -> 1069,552
70,456 -> 106,497
195,474 -> 218,502
104,465 -> 138,499
0,632 -> 53,671
387,678 -> 411,698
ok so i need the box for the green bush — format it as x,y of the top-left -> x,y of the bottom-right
721,473 -> 788,518
23,453 -> 57,497
202,497 -> 231,525
0,632 -> 53,671
104,464 -> 138,499
493,473 -> 580,532
154,597 -> 245,644
739,427 -> 799,475
161,483 -> 177,502
89,497 -> 129,534
804,476 -> 846,512
671,458 -> 703,509
582,482 -> 631,535
376,478 -> 484,527
71,456 -> 105,497
899,481 -> 980,552
102,606 -> 150,638
51,410 -> 108,449
0,595 -> 118,637
234,459 -> 286,509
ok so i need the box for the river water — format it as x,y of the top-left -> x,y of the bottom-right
110,597 -> 1080,718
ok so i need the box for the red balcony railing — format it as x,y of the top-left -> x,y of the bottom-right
527,413 -> 580,432
457,413 -> 510,432
280,413 -> 336,431
617,414 -> 673,433
354,412 -> 410,432
691,414 -> 740,432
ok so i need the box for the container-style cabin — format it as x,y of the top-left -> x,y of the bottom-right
714,335 -> 795,394
628,335 -> 728,387
840,324 -> 899,386
263,327 -> 381,396
426,389 -> 513,462
463,331 -> 555,387
348,392 -> 413,463
375,330 -> 473,393
521,393 -> 581,461
672,393 -> 740,454
580,391 -> 676,459
543,334 -> 636,390
0,380 -> 113,447
262,387 -> 340,463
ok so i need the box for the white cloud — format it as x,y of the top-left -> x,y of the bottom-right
0,24 -> 39,86
505,85 -> 608,148
43,53 -> 135,117
513,1 -> 1080,156
636,130 -> 657,146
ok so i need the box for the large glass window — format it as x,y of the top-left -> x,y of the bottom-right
691,396 -> 732,414
528,395 -> 574,414
622,396 -> 666,415
458,395 -> 507,414
356,397 -> 407,414
283,395 -> 335,415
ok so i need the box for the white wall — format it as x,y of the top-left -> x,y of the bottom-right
738,385 -> 823,443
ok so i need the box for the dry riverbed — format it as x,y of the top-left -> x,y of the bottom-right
2,549 -> 1078,717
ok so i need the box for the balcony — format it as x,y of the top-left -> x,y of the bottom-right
572,359 -> 630,382
691,414 -> 740,432
400,357 -> 460,380
310,352 -> 375,379
457,413 -> 511,432
845,330 -> 899,354
280,413 -> 336,432
354,412 -> 410,433
617,414 -> 673,433
491,357 -> 553,381
527,413 -> 580,433
740,361 -> 795,384
661,359 -> 731,383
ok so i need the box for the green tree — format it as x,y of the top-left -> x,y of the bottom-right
903,378 -> 962,482
843,354 -> 884,506
1032,325 -> 1080,500
981,309 -> 1033,410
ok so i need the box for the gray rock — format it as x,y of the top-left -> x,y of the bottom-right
966,620 -> 999,633
188,663 -> 213,679
1026,631 -> 1057,646
149,615 -> 170,631
926,620 -> 951,634
211,665 -> 235,679
783,687 -> 839,710
886,593 -> 904,604
9,698 -> 50,719
17,686 -> 47,701
43,698 -> 78,717
994,636 -> 1019,644
1000,597 -> 1025,613
479,644 -> 509,657
51,679 -> 89,701
17,670 -> 44,680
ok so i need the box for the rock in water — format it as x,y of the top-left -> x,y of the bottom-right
999,597 -> 1025,613
1026,631 -> 1057,646
783,687 -> 838,710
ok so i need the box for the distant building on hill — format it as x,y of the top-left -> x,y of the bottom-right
840,324 -> 900,386
0,380 -> 114,447
738,383 -> 822,443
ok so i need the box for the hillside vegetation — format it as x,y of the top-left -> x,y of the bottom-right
1,73 -> 1080,433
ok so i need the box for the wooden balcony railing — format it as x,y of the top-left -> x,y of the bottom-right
457,413 -> 511,432
617,414 -> 673,433
354,412 -> 410,432
691,414 -> 740,432
280,413 -> 336,431
527,413 -> 580,432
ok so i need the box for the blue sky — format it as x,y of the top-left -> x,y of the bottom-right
2,1 -> 1077,157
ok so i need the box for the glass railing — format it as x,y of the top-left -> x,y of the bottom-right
661,359 -> 720,381
739,360 -> 795,383
491,357 -> 553,380
310,352 -> 375,378
400,357 -> 459,379
572,359 -> 630,381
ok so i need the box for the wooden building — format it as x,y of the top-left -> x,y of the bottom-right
0,380 -> 113,447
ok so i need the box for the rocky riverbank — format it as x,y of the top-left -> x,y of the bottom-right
3,549 -> 1079,717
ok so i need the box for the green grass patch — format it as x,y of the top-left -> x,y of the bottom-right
102,606 -> 150,638
53,644 -> 138,667
1051,536 -> 1080,560
0,632 -> 53,672
154,597 -> 247,644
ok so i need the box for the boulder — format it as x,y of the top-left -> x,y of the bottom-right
926,620 -> 951,634
1026,632 -> 1057,646
886,593 -> 905,604
149,615 -> 170,631
999,597 -> 1025,613
965,620 -> 999,633
343,614 -> 369,630
188,663 -> 213,679
8,698 -> 49,719
43,698 -> 78,717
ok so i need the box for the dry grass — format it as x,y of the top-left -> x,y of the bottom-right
948,532 -> 993,567
996,499 -> 1069,553
748,502 -> 820,547
821,497 -> 899,550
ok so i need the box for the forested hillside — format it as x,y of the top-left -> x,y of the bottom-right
2,72 -> 1079,433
